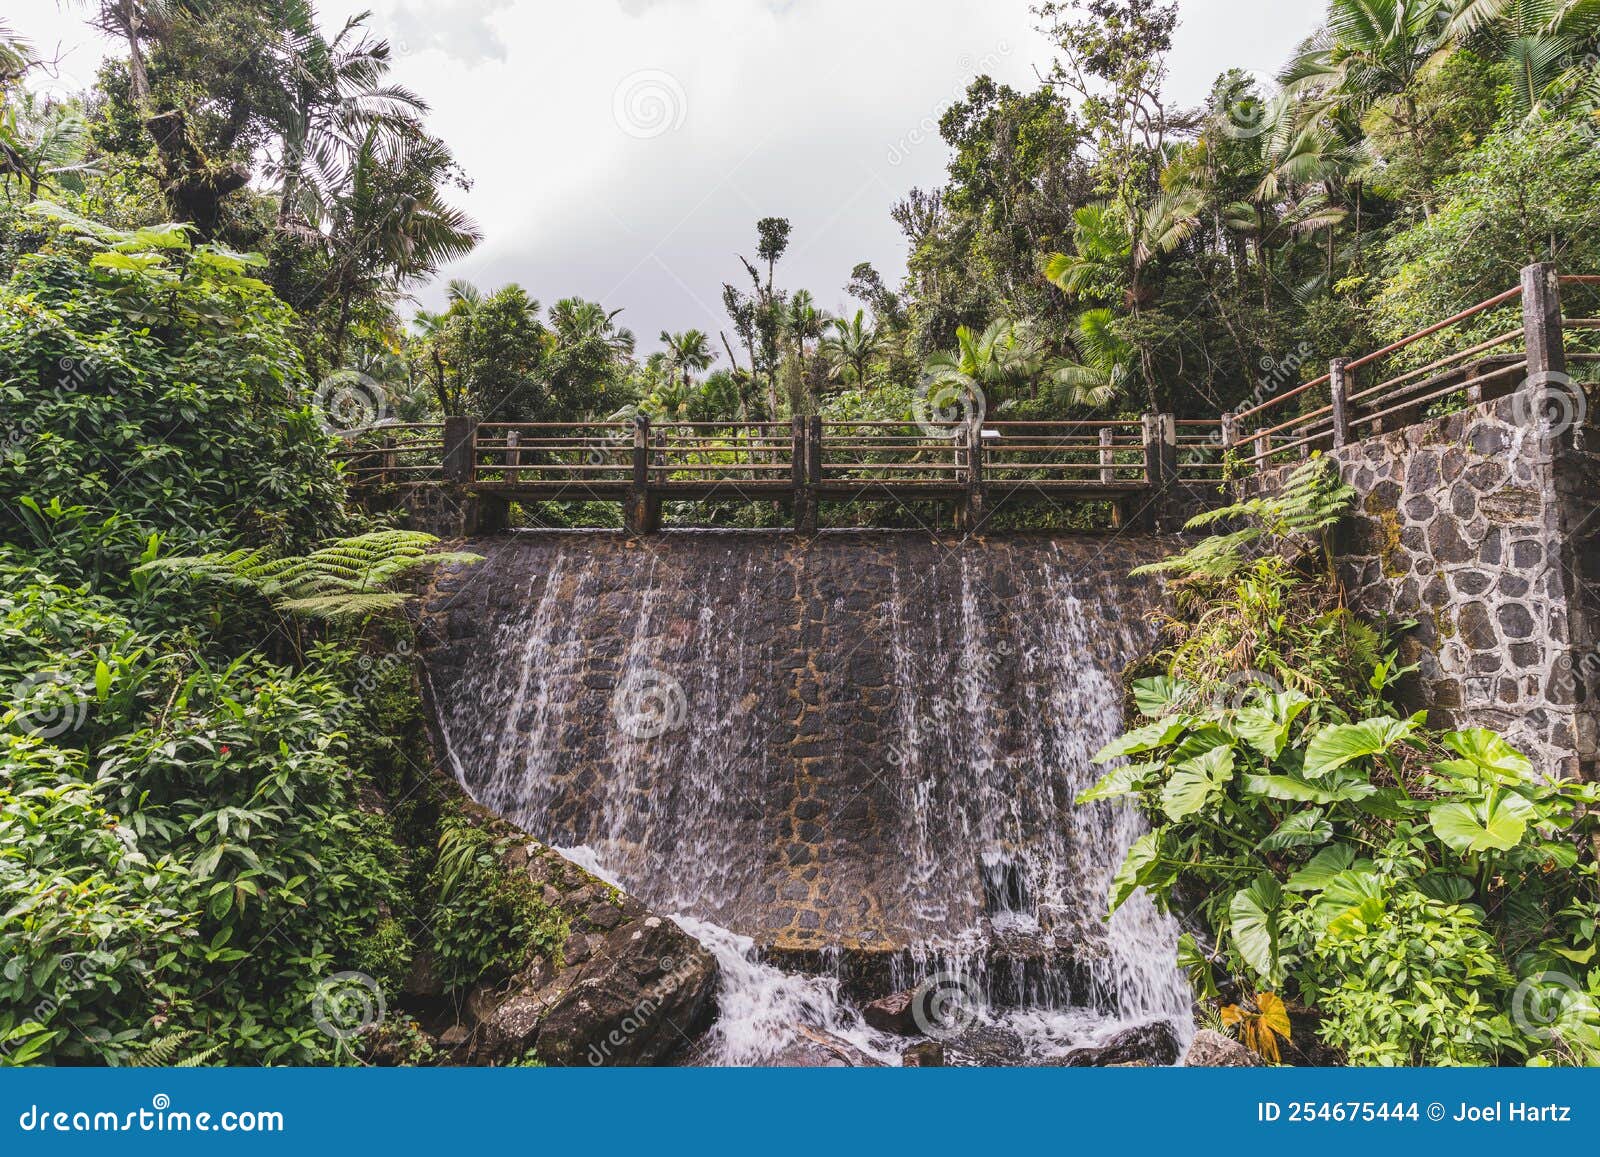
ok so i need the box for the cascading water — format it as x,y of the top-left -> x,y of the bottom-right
421,529 -> 1192,1065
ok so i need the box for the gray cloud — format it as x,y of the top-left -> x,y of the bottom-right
389,0 -> 512,63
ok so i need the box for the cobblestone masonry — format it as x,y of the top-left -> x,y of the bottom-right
414,530 -> 1169,959
1244,393 -> 1600,779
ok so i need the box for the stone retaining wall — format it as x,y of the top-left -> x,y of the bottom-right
1244,393 -> 1600,779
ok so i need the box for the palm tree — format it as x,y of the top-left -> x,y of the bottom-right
319,125 -> 481,365
550,299 -> 635,359
268,2 -> 427,230
0,86 -> 92,198
1282,0 -> 1452,161
659,329 -> 715,392
1052,309 -> 1135,411
1044,192 -> 1201,410
924,319 -> 1047,412
1444,0 -> 1600,112
820,310 -> 885,392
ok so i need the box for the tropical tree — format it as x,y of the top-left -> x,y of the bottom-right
924,318 -> 1046,412
266,1 -> 426,230
1444,0 -> 1600,112
659,328 -> 715,393
1052,309 -> 1135,410
820,310 -> 885,392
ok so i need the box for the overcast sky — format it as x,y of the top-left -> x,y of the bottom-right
16,0 -> 1324,353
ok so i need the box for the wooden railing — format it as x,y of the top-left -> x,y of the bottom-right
330,262 -> 1593,531
331,413 -> 1186,532
1226,262 -> 1589,470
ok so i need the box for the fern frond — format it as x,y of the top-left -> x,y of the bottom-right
137,530 -> 482,623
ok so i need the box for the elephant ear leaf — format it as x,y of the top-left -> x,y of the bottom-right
1285,844 -> 1357,892
1438,729 -> 1534,783
1229,874 -> 1283,987
1132,677 -> 1195,719
1161,744 -> 1235,821
1303,716 -> 1418,778
1077,760 -> 1161,805
1428,794 -> 1534,854
1094,717 -> 1188,764
1232,690 -> 1313,759
1107,831 -> 1163,916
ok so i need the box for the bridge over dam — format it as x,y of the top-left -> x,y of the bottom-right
390,265 -> 1599,1024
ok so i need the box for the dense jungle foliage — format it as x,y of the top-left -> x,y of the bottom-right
0,0 -> 1598,1065
1086,460 -> 1600,1065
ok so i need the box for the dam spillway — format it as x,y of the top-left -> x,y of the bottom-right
417,529 -> 1190,1059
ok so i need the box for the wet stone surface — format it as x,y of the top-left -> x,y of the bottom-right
415,529 -> 1171,961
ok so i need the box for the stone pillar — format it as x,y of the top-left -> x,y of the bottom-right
1098,426 -> 1115,485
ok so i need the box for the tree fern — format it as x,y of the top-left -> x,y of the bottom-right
130,1031 -> 224,1068
138,530 -> 481,623
1134,456 -> 1356,584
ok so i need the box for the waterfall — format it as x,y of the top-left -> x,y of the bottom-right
421,529 -> 1192,1065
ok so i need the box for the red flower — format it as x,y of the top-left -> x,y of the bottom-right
219,745 -> 231,756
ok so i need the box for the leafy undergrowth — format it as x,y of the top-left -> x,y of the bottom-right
1085,458 -> 1600,1066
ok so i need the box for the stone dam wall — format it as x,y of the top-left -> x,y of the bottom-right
413,530 -> 1185,1011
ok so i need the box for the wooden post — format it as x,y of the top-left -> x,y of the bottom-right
380,433 -> 395,487
791,415 -> 813,534
805,416 -> 823,534
962,417 -> 985,533
442,415 -> 476,485
624,414 -> 658,535
1221,412 -> 1238,452
1142,414 -> 1176,490
1098,426 -> 1115,485
1329,357 -> 1351,448
1253,429 -> 1272,468
505,429 -> 521,476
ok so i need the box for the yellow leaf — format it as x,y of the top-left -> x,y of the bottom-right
1220,1004 -> 1245,1027
1256,992 -> 1292,1040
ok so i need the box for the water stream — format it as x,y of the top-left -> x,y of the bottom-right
423,530 -> 1192,1066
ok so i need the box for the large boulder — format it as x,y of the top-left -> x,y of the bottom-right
1182,1028 -> 1263,1067
463,842 -> 718,1066
1056,1020 -> 1182,1067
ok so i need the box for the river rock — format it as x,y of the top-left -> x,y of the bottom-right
942,1023 -> 1029,1067
1056,1020 -> 1182,1067
766,1025 -> 886,1067
861,990 -> 919,1035
901,1040 -> 945,1067
464,840 -> 718,1066
1182,1028 -> 1263,1067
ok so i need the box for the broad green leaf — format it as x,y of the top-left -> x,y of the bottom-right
1132,677 -> 1195,719
1429,794 -> 1535,854
1258,808 -> 1334,851
1161,744 -> 1236,821
1076,760 -> 1161,805
1303,716 -> 1419,778
1229,875 -> 1283,985
1437,729 -> 1534,784
1285,844 -> 1357,892
1093,717 -> 1189,764
1415,873 -> 1475,904
1232,691 -> 1313,760
1243,772 -> 1376,805
1108,832 -> 1162,915
1314,868 -> 1387,937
